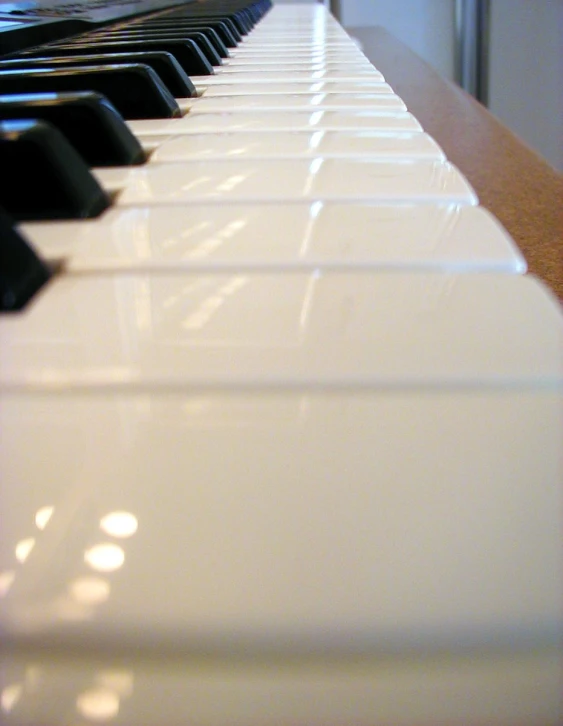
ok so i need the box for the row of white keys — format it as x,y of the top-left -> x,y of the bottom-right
73,10 -> 480,216
1,5 -> 562,724
16,2 -> 522,272
91,12 -> 469,209
9,0 -> 526,283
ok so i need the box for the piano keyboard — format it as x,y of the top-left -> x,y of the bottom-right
0,2 -> 562,724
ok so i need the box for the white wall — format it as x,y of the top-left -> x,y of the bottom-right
489,0 -> 563,171
341,0 -> 455,80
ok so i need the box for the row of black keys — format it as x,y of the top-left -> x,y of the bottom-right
0,0 -> 272,120
0,0 -> 271,311
0,0 -> 272,221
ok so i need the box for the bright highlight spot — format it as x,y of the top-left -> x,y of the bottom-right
84,544 -> 125,573
1,684 -> 22,713
76,688 -> 119,721
35,506 -> 54,530
15,538 -> 35,563
0,571 -> 15,597
100,512 -> 138,539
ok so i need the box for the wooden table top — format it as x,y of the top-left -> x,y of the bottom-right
348,26 -> 563,303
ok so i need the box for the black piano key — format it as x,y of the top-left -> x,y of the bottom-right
136,19 -> 240,46
0,65 -> 181,120
130,20 -> 237,49
0,206 -> 52,312
89,27 -> 228,60
167,9 -> 252,35
0,52 -> 197,98
0,119 -> 110,221
224,11 -> 253,34
0,91 -> 145,167
22,40 -> 214,76
68,30 -> 223,67
203,14 -> 249,35
0,16 -> 89,56
162,14 -> 244,40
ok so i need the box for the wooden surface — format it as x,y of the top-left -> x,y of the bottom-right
348,26 -> 563,303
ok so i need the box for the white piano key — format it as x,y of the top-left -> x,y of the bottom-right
198,82 -> 393,96
247,27 -> 347,32
234,44 -> 355,52
20,204 -> 525,273
229,50 -> 369,60
228,51 -> 369,62
249,22 -> 345,29
97,159 -> 476,205
223,59 -> 374,70
246,25 -> 346,32
243,28 -> 348,35
1,388 -> 561,655
211,69 -> 384,81
187,93 -> 407,112
1,273 -> 561,390
224,58 -> 372,66
239,37 -> 353,44
128,111 -> 421,136
189,70 -> 386,84
0,649 -> 560,725
149,130 -> 443,162
250,33 -> 348,40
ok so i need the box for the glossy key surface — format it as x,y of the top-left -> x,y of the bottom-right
0,119 -> 110,221
128,111 -> 422,136
0,91 -> 145,166
149,130 -> 444,162
0,65 -> 181,120
1,388 -> 561,655
97,158 -> 476,205
1,273 -> 561,390
20,204 -> 525,273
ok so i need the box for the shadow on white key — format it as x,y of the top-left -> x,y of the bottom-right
0,389 -> 561,671
1,273 -> 562,391
21,204 -> 525,274
128,111 -> 421,137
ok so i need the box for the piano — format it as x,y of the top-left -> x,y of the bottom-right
0,2 -> 562,723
